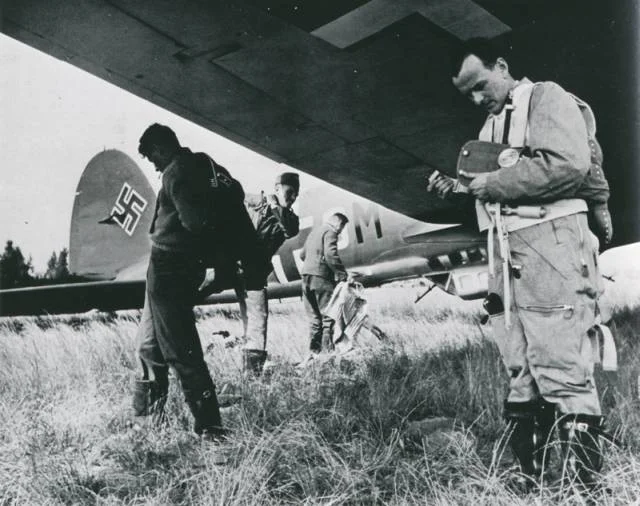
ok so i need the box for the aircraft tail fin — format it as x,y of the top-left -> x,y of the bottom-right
69,149 -> 154,280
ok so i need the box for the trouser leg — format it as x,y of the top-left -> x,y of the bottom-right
235,284 -> 248,340
490,216 -> 604,485
488,307 -> 537,404
147,248 -> 223,435
137,290 -> 167,369
508,216 -> 602,416
314,279 -> 336,352
245,287 -> 268,350
242,287 -> 269,375
133,287 -> 170,419
149,297 -> 222,434
302,276 -> 323,353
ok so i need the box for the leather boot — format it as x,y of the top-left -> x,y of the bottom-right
534,399 -> 557,473
558,413 -> 604,487
504,401 -> 539,478
132,365 -> 169,421
321,319 -> 335,352
185,387 -> 227,441
243,349 -> 268,376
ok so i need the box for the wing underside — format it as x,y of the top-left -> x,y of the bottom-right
3,1 -> 637,245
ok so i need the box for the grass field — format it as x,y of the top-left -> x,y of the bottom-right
1,257 -> 640,505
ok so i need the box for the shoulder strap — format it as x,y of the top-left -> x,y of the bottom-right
206,156 -> 219,188
319,228 -> 330,261
567,92 -> 597,137
206,155 -> 236,189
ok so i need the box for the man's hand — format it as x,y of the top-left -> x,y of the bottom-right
426,173 -> 455,199
347,271 -> 362,284
266,194 -> 280,209
198,268 -> 216,292
458,170 -> 492,201
336,272 -> 348,283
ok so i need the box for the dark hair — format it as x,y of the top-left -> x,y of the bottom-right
138,123 -> 180,157
332,212 -> 349,225
276,172 -> 300,192
450,38 -> 506,77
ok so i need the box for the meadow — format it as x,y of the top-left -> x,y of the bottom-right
1,247 -> 640,505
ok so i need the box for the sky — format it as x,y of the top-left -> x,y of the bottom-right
0,34 -> 310,273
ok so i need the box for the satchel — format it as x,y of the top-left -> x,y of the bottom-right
456,140 -> 524,187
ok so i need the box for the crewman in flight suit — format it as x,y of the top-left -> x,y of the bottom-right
299,213 -> 350,356
132,123 -> 262,440
237,172 -> 300,375
429,38 -> 614,488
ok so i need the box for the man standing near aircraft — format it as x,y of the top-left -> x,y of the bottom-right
299,212 -> 349,357
235,172 -> 300,375
132,123 -> 256,440
428,39 -> 610,487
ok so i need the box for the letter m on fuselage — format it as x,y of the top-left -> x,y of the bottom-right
352,201 -> 382,244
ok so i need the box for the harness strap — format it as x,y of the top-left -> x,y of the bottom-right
485,202 -> 512,329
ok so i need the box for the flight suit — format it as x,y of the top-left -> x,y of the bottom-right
135,147 -> 253,436
478,79 -> 608,482
238,192 -> 299,373
300,223 -> 347,352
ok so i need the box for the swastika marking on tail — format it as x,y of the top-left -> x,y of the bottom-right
112,183 -> 148,236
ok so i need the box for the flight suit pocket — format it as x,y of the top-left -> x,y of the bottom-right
489,313 -> 527,374
519,304 -> 594,395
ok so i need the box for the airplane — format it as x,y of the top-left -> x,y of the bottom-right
0,149 -> 488,316
0,1 -> 638,315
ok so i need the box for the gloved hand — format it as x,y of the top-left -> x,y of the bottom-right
458,170 -> 491,202
336,272 -> 348,283
266,194 -> 280,209
347,271 -> 362,285
426,172 -> 456,199
198,268 -> 216,292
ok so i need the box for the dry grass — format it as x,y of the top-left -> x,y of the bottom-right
1,281 -> 639,505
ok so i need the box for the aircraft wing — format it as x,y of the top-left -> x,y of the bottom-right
0,280 -> 147,316
4,1 -> 638,245
0,279 -> 303,317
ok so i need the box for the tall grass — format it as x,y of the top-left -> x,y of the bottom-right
1,284 -> 639,504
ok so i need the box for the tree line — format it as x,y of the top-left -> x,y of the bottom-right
0,240 -> 78,289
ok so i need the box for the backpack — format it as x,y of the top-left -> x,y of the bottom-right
198,155 -> 271,292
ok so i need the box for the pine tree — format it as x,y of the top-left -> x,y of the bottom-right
55,248 -> 70,280
0,240 -> 33,288
46,251 -> 58,279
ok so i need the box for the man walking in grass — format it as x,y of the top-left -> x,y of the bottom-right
132,123 -> 262,440
234,172 -> 300,375
429,38 -> 612,488
299,212 -> 350,359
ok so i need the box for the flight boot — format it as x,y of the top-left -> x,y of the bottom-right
504,400 -> 556,485
558,413 -> 605,488
185,386 -> 228,442
321,323 -> 335,352
132,363 -> 169,423
534,399 -> 558,472
243,349 -> 268,377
